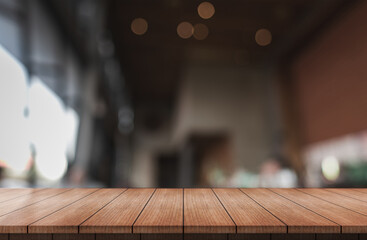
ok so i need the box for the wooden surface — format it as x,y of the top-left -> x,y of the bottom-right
134,189 -> 183,234
213,189 -> 286,233
29,189 -> 125,233
0,188 -> 367,236
240,189 -> 339,233
80,188 -> 154,233
184,189 -> 235,233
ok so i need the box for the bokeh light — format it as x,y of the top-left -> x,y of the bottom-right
29,77 -> 69,182
0,45 -> 30,174
131,18 -> 148,35
255,28 -> 272,46
321,156 -> 340,181
193,23 -> 209,40
177,22 -> 194,39
197,2 -> 215,19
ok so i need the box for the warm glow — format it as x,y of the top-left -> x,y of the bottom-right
197,2 -> 215,19
193,23 -> 209,40
177,22 -> 194,39
131,18 -> 148,35
255,28 -> 272,46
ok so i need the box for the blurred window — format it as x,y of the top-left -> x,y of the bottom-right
0,44 -> 29,173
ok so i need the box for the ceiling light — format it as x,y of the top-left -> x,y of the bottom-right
177,22 -> 194,39
197,2 -> 215,19
255,28 -> 272,46
131,18 -> 148,35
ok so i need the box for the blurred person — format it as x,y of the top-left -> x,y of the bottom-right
258,156 -> 297,188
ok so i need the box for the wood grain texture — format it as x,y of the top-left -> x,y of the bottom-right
213,188 -> 286,233
29,189 -> 126,234
0,188 -> 70,217
0,188 -> 97,233
0,188 -> 367,236
95,234 -> 139,240
134,189 -> 183,234
53,234 -> 95,240
272,188 -> 367,233
80,189 -> 155,234
241,189 -> 339,233
299,189 -> 367,216
184,189 -> 235,234
0,189 -> 42,203
325,189 -> 367,202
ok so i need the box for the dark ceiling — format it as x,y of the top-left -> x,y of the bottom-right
106,0 -> 352,109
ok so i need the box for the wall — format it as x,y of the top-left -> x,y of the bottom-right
292,1 -> 367,145
173,63 -> 277,172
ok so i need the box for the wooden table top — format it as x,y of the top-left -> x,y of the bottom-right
0,188 -> 366,234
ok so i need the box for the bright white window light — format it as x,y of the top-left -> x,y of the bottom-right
65,107 -> 79,162
0,44 -> 30,174
28,77 -> 68,181
321,156 -> 340,181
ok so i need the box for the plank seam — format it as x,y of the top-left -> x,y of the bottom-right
0,188 -> 72,218
353,189 -> 367,195
268,189 -> 341,233
26,188 -> 101,232
0,188 -> 45,204
324,189 -> 367,203
238,189 -> 288,233
211,188 -> 237,234
132,188 -> 157,234
77,188 -> 129,233
297,188 -> 367,228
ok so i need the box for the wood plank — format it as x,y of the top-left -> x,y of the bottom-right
134,189 -> 183,234
271,234 -> 315,240
29,189 -> 126,234
0,189 -> 11,193
325,189 -> 367,202
315,234 -> 358,240
141,234 -> 182,240
95,234 -> 139,240
0,188 -> 70,217
184,234 -> 227,240
0,189 -> 42,203
0,234 -> 6,240
213,188 -> 286,233
298,189 -> 367,216
228,234 -> 270,240
272,188 -> 367,233
0,188 -> 98,233
184,188 -> 235,234
53,234 -> 95,240
9,234 -> 52,240
354,189 -> 367,194
80,188 -> 155,234
240,189 -> 339,233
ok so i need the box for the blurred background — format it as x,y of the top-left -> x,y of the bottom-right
0,0 -> 366,188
